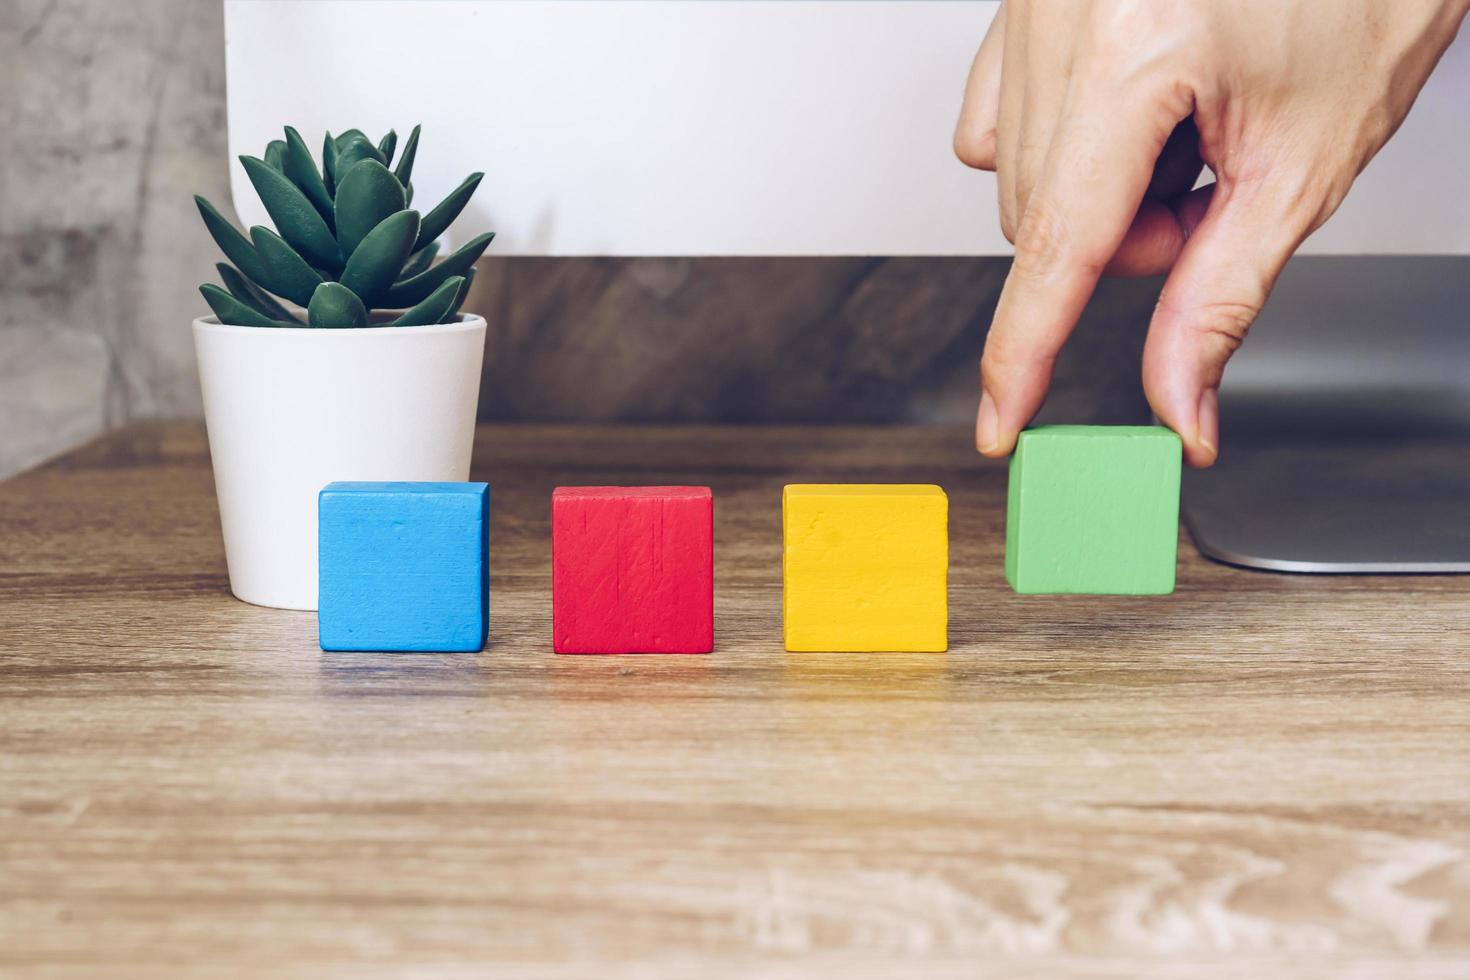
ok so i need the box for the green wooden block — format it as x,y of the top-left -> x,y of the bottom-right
1005,425 -> 1182,595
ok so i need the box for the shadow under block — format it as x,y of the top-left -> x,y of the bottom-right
782,485 -> 948,652
1005,425 -> 1181,595
552,486 -> 713,654
318,482 -> 489,652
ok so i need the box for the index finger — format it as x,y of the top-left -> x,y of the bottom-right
978,81 -> 1189,455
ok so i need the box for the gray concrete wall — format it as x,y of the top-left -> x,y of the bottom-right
1,0 -> 229,476
0,0 -> 1157,480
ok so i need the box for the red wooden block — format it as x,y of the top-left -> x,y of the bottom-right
552,486 -> 714,654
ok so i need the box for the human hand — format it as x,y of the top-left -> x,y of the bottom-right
954,0 -> 1469,465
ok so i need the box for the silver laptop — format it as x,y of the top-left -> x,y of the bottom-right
1183,255 -> 1470,573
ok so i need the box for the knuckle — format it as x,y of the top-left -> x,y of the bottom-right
954,126 -> 997,169
1230,165 -> 1342,243
1086,0 -> 1202,63
1189,299 -> 1258,354
1011,208 -> 1068,277
1010,205 -> 1101,282
1077,3 -> 1200,114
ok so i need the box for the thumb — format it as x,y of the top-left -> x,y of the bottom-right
1141,178 -> 1313,467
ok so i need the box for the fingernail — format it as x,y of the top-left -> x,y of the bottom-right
977,390 -> 1000,454
1196,388 -> 1219,462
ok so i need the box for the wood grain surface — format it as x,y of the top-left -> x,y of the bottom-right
2,420 -> 1468,978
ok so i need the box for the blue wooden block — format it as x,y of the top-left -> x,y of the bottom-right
318,481 -> 489,652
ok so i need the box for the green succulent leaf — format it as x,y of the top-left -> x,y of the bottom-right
389,276 -> 464,327
216,262 -> 301,323
307,282 -> 368,328
263,139 -> 287,172
399,240 -> 439,280
250,226 -> 326,307
282,126 -> 334,228
393,124 -> 421,186
443,267 -> 476,323
414,172 -> 484,251
195,195 -> 272,287
322,131 -> 338,196
381,232 -> 494,308
334,159 -> 406,258
333,134 -> 385,179
240,155 -> 343,271
199,284 -> 294,328
201,125 -> 488,326
338,210 -> 421,307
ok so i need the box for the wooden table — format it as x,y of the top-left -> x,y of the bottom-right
3,421 -> 1468,978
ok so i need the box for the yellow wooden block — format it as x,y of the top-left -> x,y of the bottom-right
782,484 -> 948,652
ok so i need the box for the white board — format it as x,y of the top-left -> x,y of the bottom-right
225,0 -> 1470,256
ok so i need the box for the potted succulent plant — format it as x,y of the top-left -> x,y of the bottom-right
193,125 -> 492,611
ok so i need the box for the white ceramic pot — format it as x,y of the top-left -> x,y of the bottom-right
193,315 -> 487,610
